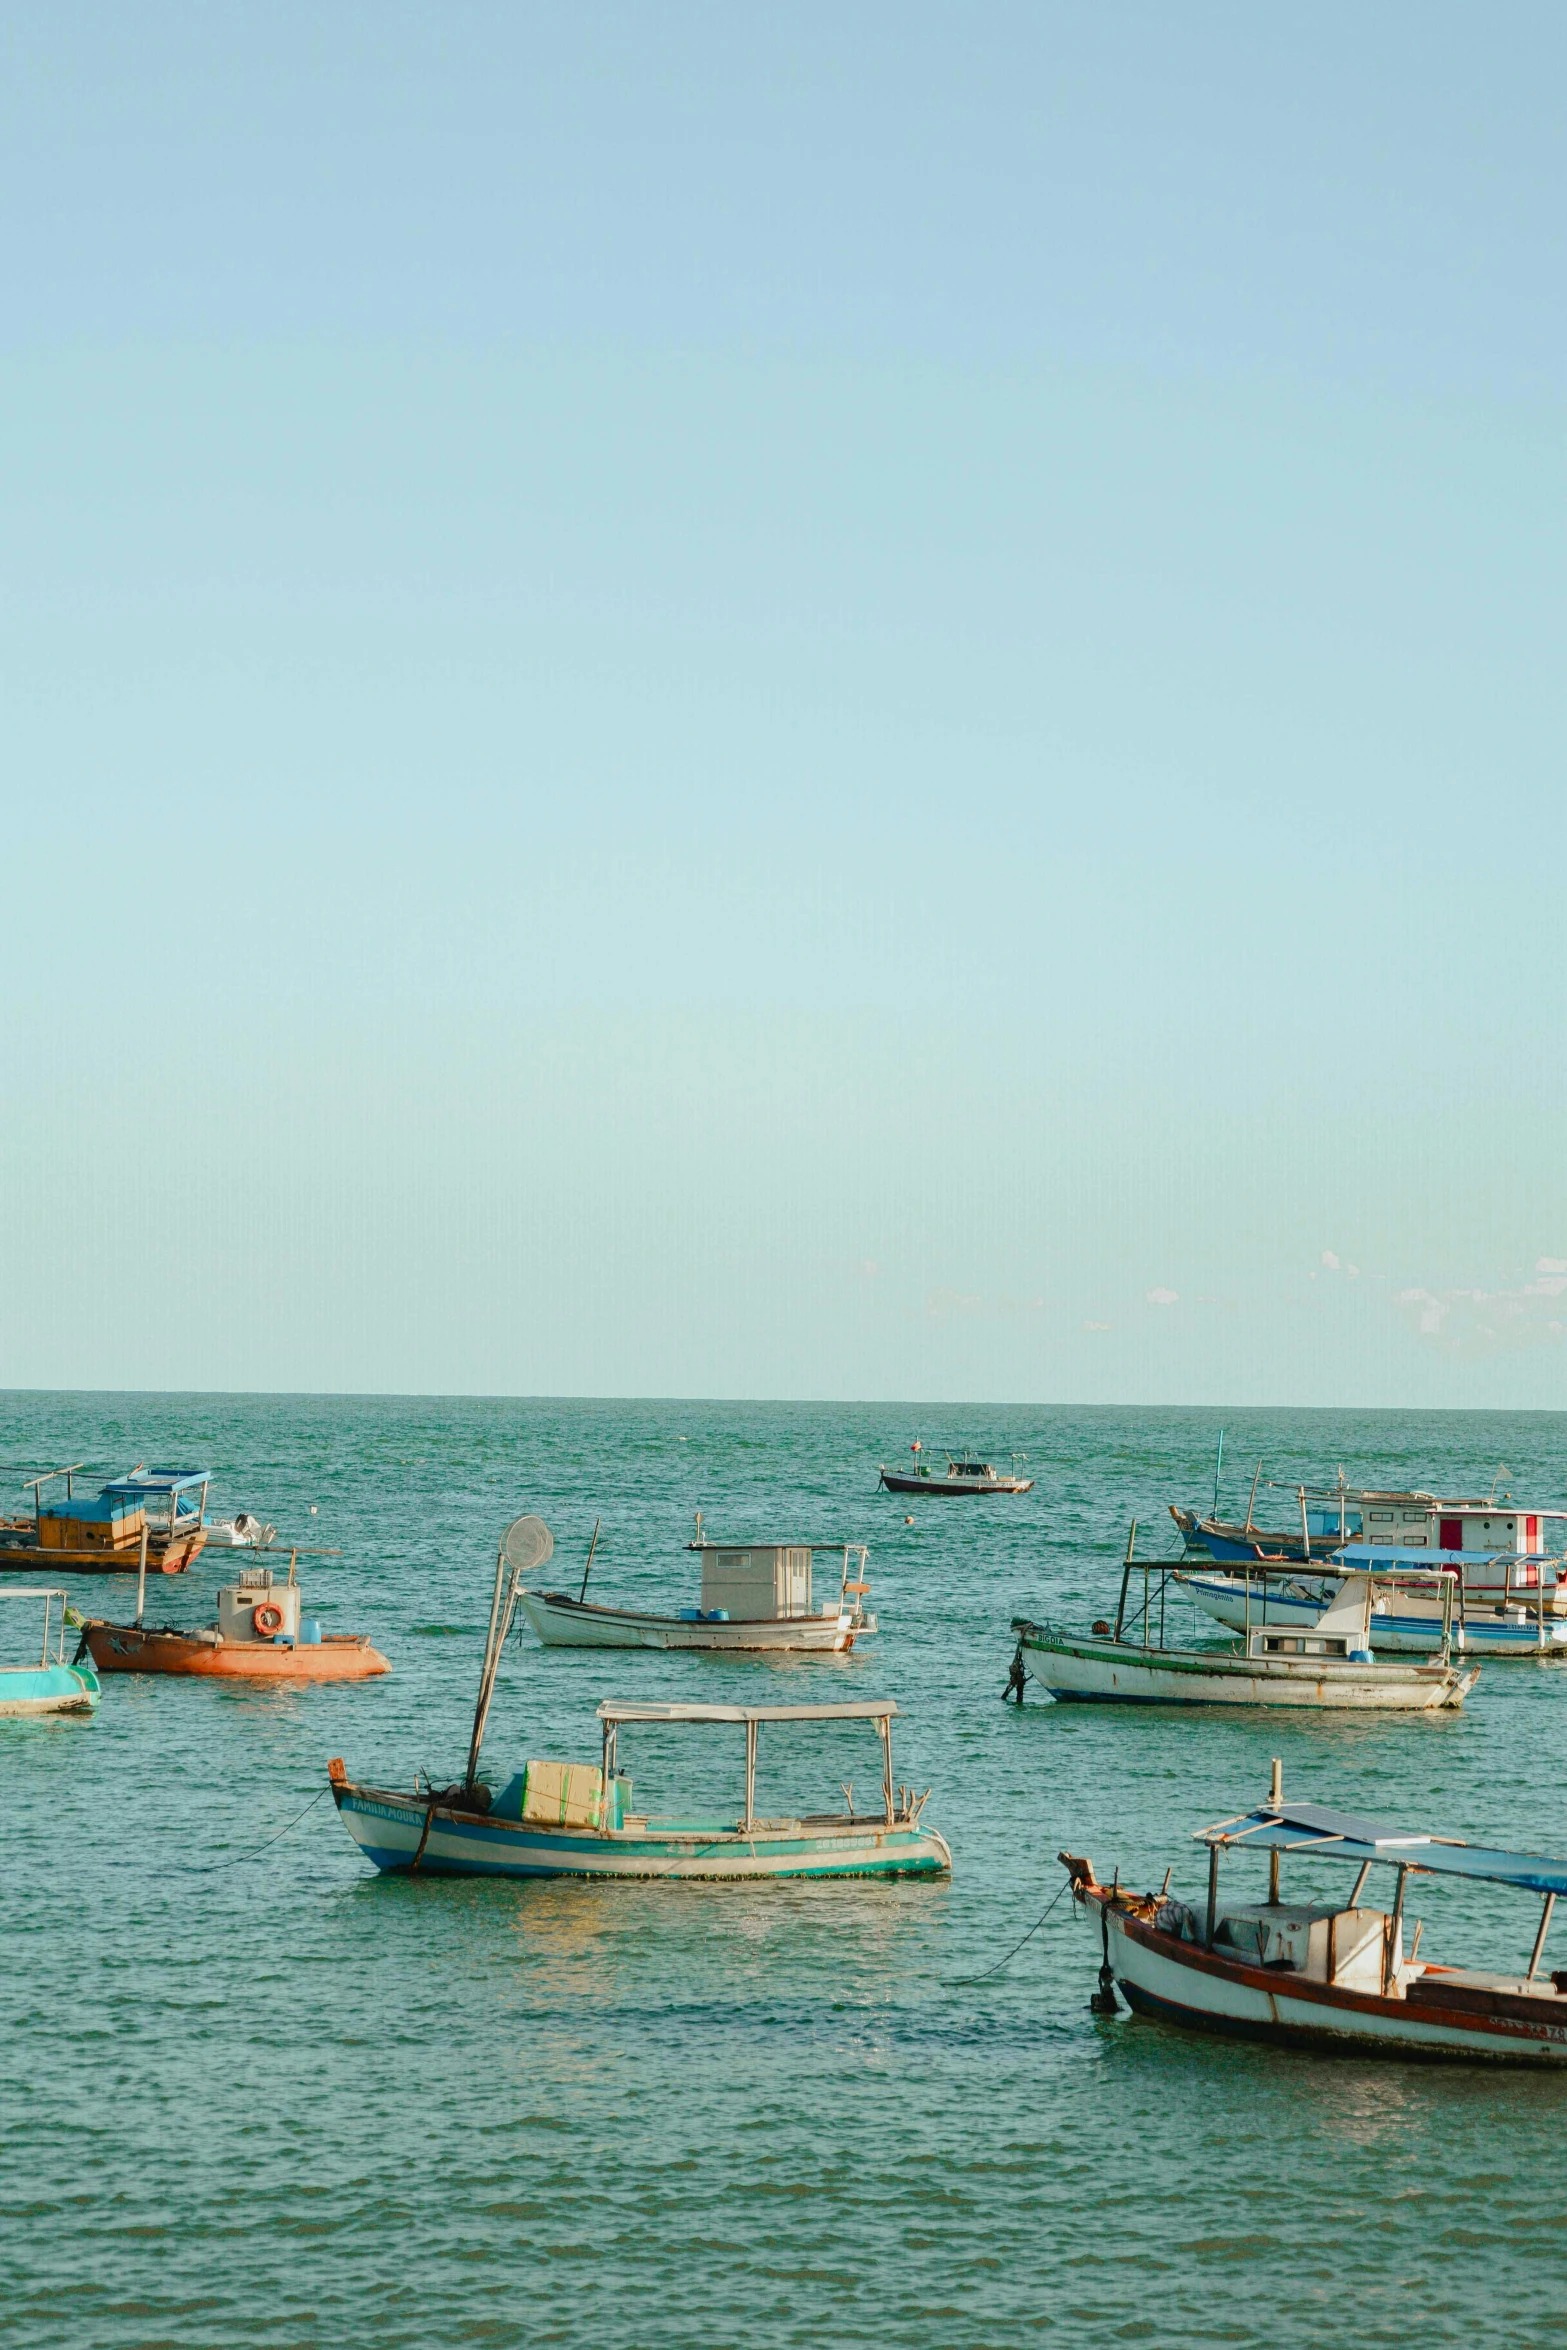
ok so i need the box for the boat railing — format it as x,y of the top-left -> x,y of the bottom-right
1112,1523 -> 1191,1649
837,1543 -> 871,1623
0,1585 -> 73,1668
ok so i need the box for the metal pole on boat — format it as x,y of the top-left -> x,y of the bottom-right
1268,1760 -> 1282,1905
135,1519 -> 149,1629
1205,1842 -> 1220,1948
579,1518 -> 601,1606
1528,1893 -> 1556,1980
1212,1428 -> 1225,1518
1299,1487 -> 1311,1562
1244,1461 -> 1262,1535
465,1546 -> 511,1794
881,1717 -> 895,1825
743,1718 -> 757,1833
1114,1522 -> 1136,1642
1384,1866 -> 1409,1994
1142,1553 -> 1150,1649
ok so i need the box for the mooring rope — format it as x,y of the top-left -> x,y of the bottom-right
175,1787 -> 330,1874
947,1875 -> 1073,1985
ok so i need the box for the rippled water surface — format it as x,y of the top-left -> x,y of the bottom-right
6,1395 -> 1567,2348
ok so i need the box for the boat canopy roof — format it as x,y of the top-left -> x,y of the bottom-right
597,1698 -> 897,1725
0,1586 -> 69,1601
1198,1800 -> 1567,1896
100,1468 -> 211,1496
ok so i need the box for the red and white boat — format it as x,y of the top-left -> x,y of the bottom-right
1062,1777 -> 1567,2065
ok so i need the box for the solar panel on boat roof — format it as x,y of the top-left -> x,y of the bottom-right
1266,1802 -> 1431,1848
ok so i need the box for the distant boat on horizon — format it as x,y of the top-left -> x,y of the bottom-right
878,1442 -> 1032,1497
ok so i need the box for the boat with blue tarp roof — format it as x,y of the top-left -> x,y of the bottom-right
0,1465 -> 211,1574
1063,1763 -> 1567,2064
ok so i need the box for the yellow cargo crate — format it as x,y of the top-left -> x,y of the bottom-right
520,1759 -> 606,1830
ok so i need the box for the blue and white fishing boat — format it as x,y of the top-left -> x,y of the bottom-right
1173,1473 -> 1567,1577
0,1588 -> 100,1716
1173,1467 -> 1567,1655
1178,1550 -> 1567,1659
329,1697 -> 950,1881
328,1512 -> 950,1883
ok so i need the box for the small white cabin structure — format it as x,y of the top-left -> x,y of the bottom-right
697,1544 -> 814,1622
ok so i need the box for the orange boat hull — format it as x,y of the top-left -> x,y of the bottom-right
84,1625 -> 390,1679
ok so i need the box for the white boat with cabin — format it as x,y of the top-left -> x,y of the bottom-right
519,1533 -> 875,1652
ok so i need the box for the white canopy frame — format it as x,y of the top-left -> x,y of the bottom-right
596,1698 -> 901,1832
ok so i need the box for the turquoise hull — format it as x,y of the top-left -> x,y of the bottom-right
333,1780 -> 952,1881
0,1660 -> 100,1716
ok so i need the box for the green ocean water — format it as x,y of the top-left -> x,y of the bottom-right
5,1393 -> 1567,2350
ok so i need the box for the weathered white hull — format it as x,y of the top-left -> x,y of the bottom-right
334,1782 -> 948,1880
1099,1899 -> 1567,2065
518,1591 -> 872,1652
1018,1629 -> 1472,1709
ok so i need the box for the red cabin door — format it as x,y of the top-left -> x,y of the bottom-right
1438,1518 -> 1463,1551
1527,1514 -> 1540,1550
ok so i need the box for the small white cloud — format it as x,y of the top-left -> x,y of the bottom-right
1145,1287 -> 1178,1307
1538,1258 -> 1567,1275
1082,1319 -> 1112,1332
925,1288 -> 985,1319
1321,1250 -> 1341,1270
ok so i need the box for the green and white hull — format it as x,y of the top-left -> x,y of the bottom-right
332,1779 -> 951,1880
1014,1624 -> 1473,1710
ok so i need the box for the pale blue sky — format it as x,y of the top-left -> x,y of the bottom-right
3,5 -> 1564,1403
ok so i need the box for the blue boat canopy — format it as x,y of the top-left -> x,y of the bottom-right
1198,1800 -> 1567,1897
99,1469 -> 211,1496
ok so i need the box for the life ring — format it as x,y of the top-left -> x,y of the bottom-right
252,1602 -> 285,1636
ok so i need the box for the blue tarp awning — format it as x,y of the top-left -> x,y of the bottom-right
1198,1800 -> 1567,1897
100,1469 -> 211,1496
